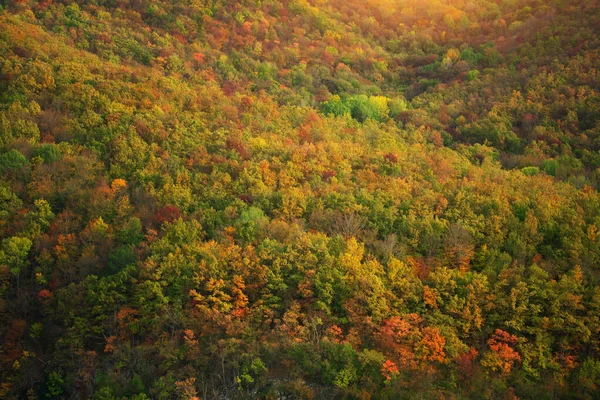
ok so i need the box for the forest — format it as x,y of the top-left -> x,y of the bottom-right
0,0 -> 600,398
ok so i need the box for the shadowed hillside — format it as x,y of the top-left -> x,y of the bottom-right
1,1 -> 600,398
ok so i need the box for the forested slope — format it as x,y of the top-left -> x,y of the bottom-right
1,0 -> 600,398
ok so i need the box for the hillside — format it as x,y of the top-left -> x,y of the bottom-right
1,0 -> 600,399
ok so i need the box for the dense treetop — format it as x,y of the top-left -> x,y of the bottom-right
0,0 -> 599,398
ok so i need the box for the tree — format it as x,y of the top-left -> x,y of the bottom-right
482,329 -> 521,374
0,236 -> 32,278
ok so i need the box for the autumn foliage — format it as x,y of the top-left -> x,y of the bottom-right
0,0 -> 599,399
